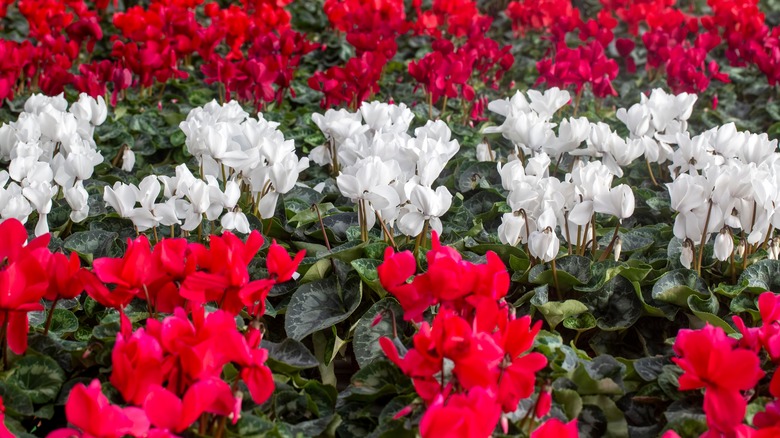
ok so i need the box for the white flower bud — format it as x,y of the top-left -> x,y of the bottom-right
681,239 -> 694,269
121,148 -> 135,172
736,239 -> 746,258
714,229 -> 734,262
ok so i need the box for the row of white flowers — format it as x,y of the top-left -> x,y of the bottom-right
0,93 -> 107,235
1,89 -> 778,273
484,87 -> 778,270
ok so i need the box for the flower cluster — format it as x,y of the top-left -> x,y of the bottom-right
312,102 -> 457,241
103,99 -> 308,234
665,292 -> 780,437
0,93 -> 107,236
0,219 -> 86,356
50,306 -> 274,437
0,0 -> 303,109
487,88 -> 638,261
665,115 -> 779,269
377,233 -> 576,437
179,100 -> 309,220
0,209 -> 302,436
81,230 -> 303,317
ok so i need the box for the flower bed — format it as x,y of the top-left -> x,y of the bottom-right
1,1 -> 780,437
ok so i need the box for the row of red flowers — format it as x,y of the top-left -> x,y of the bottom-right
0,217 -> 304,437
9,214 -> 780,434
0,0 -> 777,116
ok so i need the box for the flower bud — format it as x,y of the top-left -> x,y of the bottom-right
681,239 -> 694,269
613,235 -> 622,261
714,229 -> 733,261
121,147 -> 135,172
736,239 -> 746,258
535,388 -> 552,418
773,239 -> 780,261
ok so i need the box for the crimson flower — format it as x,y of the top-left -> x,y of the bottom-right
531,418 -> 579,437
0,395 -> 13,438
143,378 -> 239,433
83,235 -> 162,311
0,219 -> 50,354
46,379 -> 150,438
44,252 -> 85,302
180,230 -> 266,315
673,324 -> 764,434
419,388 -> 502,438
111,327 -> 164,406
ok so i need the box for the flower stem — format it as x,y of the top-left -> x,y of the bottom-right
598,221 -> 621,262
590,215 -> 597,258
696,200 -> 713,275
2,311 -> 8,370
376,211 -> 397,249
564,211 -> 572,256
551,258 -> 561,301
358,200 -> 369,243
43,298 -> 59,336
729,250 -> 737,284
312,204 -> 331,251
413,220 -> 430,258
214,416 -> 227,438
645,158 -> 659,186
329,137 -> 339,177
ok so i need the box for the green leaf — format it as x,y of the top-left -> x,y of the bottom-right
633,356 -> 666,382
739,259 -> 780,293
63,230 -> 119,262
285,276 -> 362,341
651,269 -> 709,307
563,312 -> 597,332
463,240 -> 528,262
29,309 -> 78,335
529,256 -> 592,291
687,294 -> 734,333
658,365 -> 685,400
9,355 -> 66,404
0,381 -> 33,416
92,322 -> 121,341
263,338 -> 319,372
300,258 -> 332,283
234,414 -> 275,437
343,360 -> 409,402
571,355 -> 626,396
532,286 -> 589,331
554,388 -> 584,419
584,275 -> 643,331
353,298 -> 407,368
581,395 -> 629,438
351,258 -> 384,295
713,280 -> 748,298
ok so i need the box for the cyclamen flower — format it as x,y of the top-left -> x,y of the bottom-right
672,324 -> 764,434
531,418 -> 579,438
528,209 -> 559,262
593,184 -> 635,221
419,388 -> 502,438
398,183 -> 453,237
47,379 -> 150,438
0,219 -> 50,354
